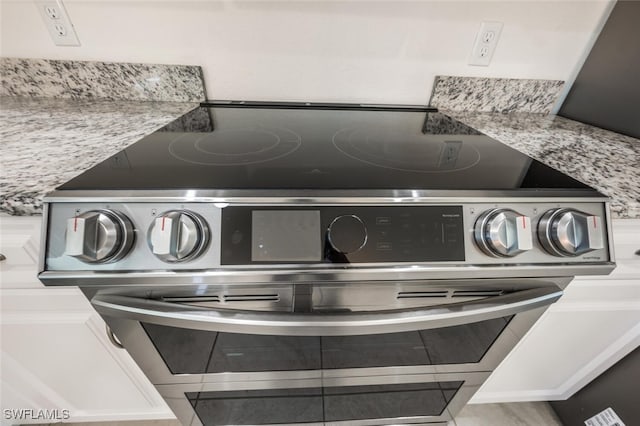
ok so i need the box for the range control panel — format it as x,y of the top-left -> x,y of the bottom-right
43,201 -> 611,272
220,206 -> 464,264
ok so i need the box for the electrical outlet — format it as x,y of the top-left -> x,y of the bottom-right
35,0 -> 80,46
44,5 -> 60,19
469,21 -> 503,66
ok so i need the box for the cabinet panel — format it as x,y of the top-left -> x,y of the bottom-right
575,219 -> 640,281
472,304 -> 640,403
472,219 -> 640,403
0,289 -> 173,423
0,216 -> 43,289
560,279 -> 640,304
3,321 -> 152,410
606,219 -> 640,279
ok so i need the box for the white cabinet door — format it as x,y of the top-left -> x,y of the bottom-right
0,215 -> 43,289
1,215 -> 171,423
0,288 -> 174,424
584,218 -> 640,281
472,219 -> 640,403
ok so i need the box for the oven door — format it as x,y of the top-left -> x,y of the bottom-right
155,372 -> 488,426
92,279 -> 564,425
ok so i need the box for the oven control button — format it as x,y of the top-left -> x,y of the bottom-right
327,215 -> 368,254
65,210 -> 135,263
148,210 -> 210,263
474,209 -> 533,257
538,208 -> 604,257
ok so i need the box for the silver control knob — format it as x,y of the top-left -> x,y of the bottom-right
538,208 -> 604,257
65,210 -> 135,263
474,209 -> 533,257
148,210 -> 210,263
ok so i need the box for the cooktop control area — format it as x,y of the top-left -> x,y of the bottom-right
221,206 -> 465,264
43,201 -> 611,272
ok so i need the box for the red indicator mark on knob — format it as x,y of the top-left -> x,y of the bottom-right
74,216 -> 78,232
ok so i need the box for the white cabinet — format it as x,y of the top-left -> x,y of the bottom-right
0,215 -> 43,289
0,216 -> 173,424
472,219 -> 640,403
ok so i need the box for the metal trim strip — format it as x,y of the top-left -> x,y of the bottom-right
38,262 -> 616,286
43,189 -> 608,203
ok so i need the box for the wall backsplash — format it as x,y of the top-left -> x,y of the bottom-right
0,1 -> 614,106
429,76 -> 564,113
0,58 -> 206,102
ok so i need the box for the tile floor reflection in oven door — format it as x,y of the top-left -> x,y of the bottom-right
155,372 -> 488,426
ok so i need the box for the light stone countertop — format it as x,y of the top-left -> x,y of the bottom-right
1,96 -> 198,215
1,97 -> 638,219
444,110 -> 640,219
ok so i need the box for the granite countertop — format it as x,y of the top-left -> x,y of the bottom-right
1,96 -> 198,215
1,97 -> 638,219
445,110 -> 640,219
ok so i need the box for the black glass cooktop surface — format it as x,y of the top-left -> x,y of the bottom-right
59,104 -> 592,192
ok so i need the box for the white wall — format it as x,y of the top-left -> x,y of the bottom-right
0,0 -> 613,105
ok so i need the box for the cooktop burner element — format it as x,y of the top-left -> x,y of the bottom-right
169,126 -> 301,166
59,103 -> 591,191
333,127 -> 481,173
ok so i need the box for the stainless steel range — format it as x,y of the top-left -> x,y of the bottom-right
39,102 -> 615,426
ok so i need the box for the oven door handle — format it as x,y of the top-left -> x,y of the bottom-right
91,286 -> 562,336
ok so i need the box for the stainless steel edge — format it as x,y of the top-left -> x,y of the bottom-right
327,420 -> 449,426
42,189 -> 609,204
105,324 -> 124,349
605,202 -> 616,263
91,286 -> 562,336
38,263 -> 616,286
38,203 -> 50,274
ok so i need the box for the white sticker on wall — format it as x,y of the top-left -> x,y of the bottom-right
585,407 -> 626,426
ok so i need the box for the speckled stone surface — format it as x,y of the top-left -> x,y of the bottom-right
444,110 -> 640,219
158,106 -> 213,133
0,58 -> 205,102
0,97 -> 198,215
423,113 -> 482,135
430,76 -> 564,113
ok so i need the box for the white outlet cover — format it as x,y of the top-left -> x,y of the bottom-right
469,21 -> 503,66
35,0 -> 80,46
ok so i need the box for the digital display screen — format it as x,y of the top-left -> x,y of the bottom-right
251,211 -> 321,261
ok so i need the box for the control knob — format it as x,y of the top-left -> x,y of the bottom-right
65,210 -> 135,263
148,210 -> 210,262
538,208 -> 604,257
474,209 -> 533,257
327,215 -> 367,254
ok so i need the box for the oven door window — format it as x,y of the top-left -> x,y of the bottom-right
141,316 -> 511,374
185,381 -> 463,425
186,388 -> 324,425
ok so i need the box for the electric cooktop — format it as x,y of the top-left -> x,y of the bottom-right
42,102 -> 614,284
59,101 -> 594,192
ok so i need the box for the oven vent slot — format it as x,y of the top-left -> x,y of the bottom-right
222,294 -> 280,302
162,288 -> 293,312
162,294 -> 281,304
397,291 -> 449,299
163,296 -> 221,303
452,290 -> 504,298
